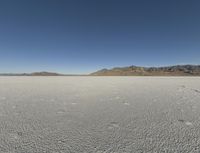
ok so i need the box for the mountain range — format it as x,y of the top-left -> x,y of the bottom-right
90,65 -> 200,76
0,65 -> 200,76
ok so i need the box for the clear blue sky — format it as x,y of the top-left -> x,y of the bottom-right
0,0 -> 200,74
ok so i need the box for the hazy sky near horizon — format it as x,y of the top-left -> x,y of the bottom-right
0,0 -> 200,74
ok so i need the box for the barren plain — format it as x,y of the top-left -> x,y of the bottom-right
0,77 -> 200,153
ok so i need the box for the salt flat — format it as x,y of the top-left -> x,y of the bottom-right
0,77 -> 200,153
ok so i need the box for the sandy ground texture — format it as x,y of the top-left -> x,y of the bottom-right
0,77 -> 200,153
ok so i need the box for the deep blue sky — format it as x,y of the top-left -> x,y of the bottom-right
0,0 -> 200,74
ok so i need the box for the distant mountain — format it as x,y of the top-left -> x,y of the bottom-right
91,65 -> 200,76
0,71 -> 88,76
30,71 -> 61,76
0,71 -> 62,76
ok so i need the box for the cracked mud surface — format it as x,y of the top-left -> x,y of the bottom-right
0,76 -> 200,153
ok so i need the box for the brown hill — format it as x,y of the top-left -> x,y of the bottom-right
91,65 -> 200,76
30,71 -> 61,76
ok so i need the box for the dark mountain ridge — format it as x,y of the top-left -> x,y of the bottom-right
91,65 -> 200,76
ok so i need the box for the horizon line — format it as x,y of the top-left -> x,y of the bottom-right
0,64 -> 200,75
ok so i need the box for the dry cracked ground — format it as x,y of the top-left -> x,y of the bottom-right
0,77 -> 200,153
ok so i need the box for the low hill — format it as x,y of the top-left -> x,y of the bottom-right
91,65 -> 200,76
30,72 -> 61,76
0,71 -> 62,76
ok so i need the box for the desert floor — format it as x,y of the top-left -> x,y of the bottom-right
0,77 -> 200,153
